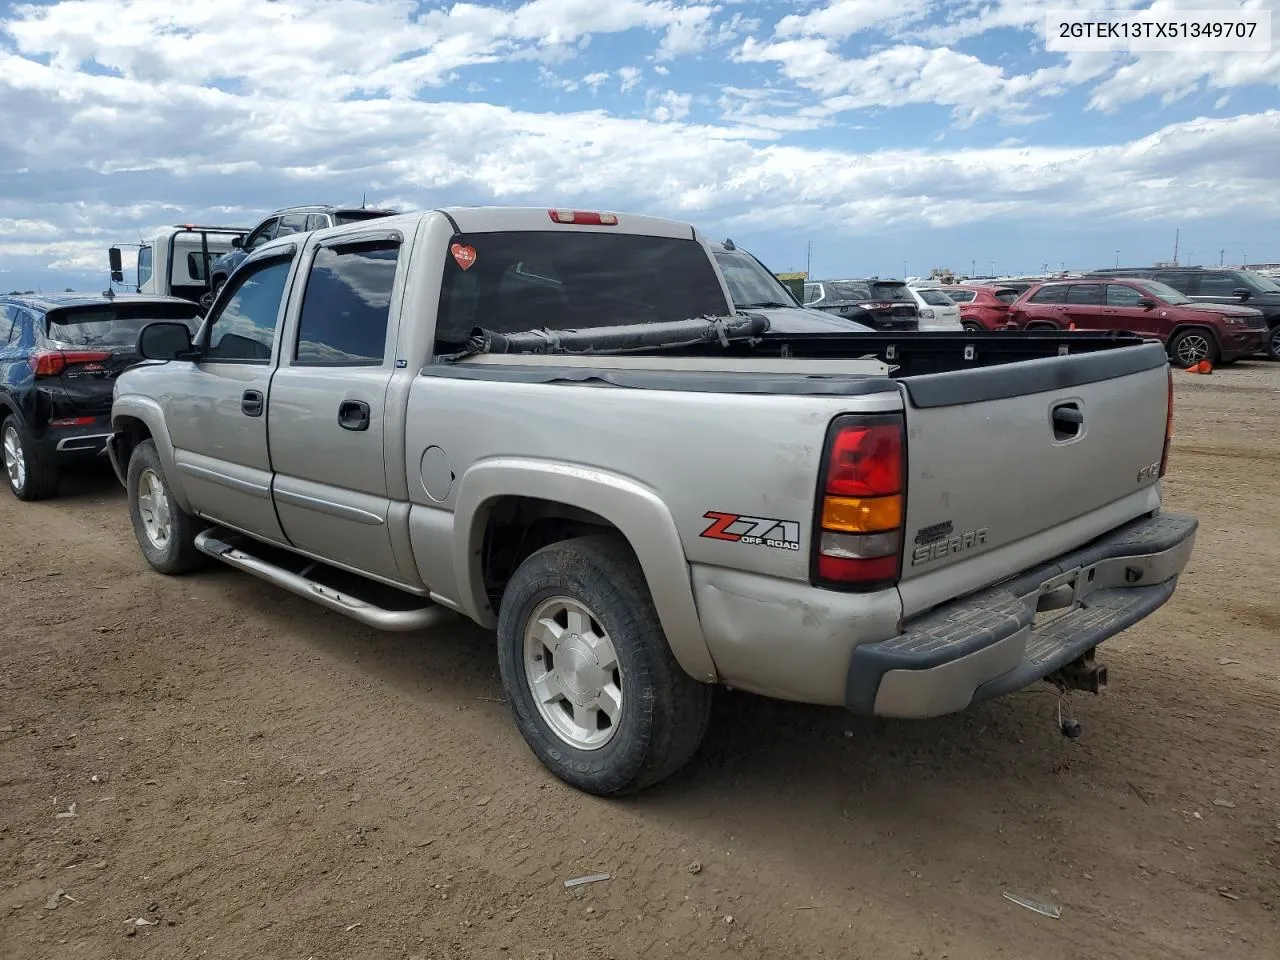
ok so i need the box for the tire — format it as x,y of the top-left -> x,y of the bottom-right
1168,328 -> 1219,368
1268,324 -> 1280,362
1025,321 -> 1059,331
126,439 -> 203,574
496,533 -> 713,796
2,415 -> 60,501
962,321 -> 984,333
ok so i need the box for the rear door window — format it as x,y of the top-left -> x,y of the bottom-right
46,301 -> 203,347
434,231 -> 728,346
1028,285 -> 1067,304
1155,273 -> 1196,294
1196,273 -> 1243,298
294,241 -> 400,365
0,305 -> 12,346
1066,284 -> 1105,305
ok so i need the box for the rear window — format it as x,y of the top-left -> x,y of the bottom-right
435,231 -> 728,344
829,280 -> 912,303
916,289 -> 954,306
46,301 -> 203,347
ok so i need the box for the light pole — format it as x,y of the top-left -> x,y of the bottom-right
1115,250 -> 1119,268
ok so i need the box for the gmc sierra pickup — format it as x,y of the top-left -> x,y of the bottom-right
108,207 -> 1197,796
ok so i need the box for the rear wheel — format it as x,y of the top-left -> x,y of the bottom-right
2,415 -> 60,501
1168,329 -> 1219,368
962,321 -> 984,333
496,533 -> 712,796
1025,321 -> 1058,331
127,440 -> 203,574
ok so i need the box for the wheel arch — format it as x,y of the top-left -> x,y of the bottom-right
110,397 -> 192,512
451,458 -> 718,683
1167,324 -> 1221,363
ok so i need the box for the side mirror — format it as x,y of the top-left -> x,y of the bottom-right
137,321 -> 197,361
108,247 -> 124,284
1232,287 -> 1251,300
231,236 -> 244,249
1138,297 -> 1156,308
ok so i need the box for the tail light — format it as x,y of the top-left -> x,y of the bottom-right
28,350 -> 111,378
812,414 -> 906,591
1159,365 -> 1174,477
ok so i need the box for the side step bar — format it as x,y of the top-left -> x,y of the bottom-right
194,530 -> 456,632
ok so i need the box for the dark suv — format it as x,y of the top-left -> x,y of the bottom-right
1089,267 -> 1280,360
802,278 -> 919,331
1,294 -> 203,500
207,203 -> 397,304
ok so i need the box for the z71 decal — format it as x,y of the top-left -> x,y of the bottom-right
701,512 -> 801,551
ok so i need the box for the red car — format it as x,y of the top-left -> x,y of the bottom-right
949,285 -> 1021,331
1008,277 -> 1268,366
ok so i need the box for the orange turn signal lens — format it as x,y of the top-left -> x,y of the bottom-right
821,495 -> 902,533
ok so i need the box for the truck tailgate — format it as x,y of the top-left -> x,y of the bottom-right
897,342 -> 1171,612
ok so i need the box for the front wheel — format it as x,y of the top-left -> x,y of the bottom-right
496,534 -> 713,796
127,440 -> 203,574
1168,329 -> 1219,368
1268,324 -> 1280,362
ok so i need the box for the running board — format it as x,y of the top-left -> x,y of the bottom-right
193,530 -> 456,632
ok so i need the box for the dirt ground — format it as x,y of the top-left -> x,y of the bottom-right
2,365 -> 1278,960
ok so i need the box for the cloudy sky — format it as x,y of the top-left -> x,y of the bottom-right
1,0 -> 1278,292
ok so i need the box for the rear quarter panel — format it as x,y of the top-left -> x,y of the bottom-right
403,375 -> 903,581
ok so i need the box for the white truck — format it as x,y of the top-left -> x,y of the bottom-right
108,225 -> 247,305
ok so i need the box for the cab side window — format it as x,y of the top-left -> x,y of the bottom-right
137,247 -> 154,288
244,218 -> 280,252
204,258 -> 292,362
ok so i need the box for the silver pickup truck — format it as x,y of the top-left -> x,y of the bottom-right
108,207 -> 1197,796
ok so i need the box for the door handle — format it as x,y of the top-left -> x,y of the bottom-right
241,389 -> 263,417
1051,401 -> 1084,441
338,399 -> 370,432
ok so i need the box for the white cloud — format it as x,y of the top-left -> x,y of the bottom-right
776,0 -> 933,40
618,66 -> 644,92
651,89 -> 693,122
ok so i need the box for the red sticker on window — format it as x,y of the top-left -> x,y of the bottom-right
450,243 -> 477,271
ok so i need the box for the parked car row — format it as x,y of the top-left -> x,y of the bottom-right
6,205 -> 1197,800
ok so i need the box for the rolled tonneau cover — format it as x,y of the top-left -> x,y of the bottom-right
449,314 -> 771,358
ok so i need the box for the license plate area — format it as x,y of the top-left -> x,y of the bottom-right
1033,565 -> 1091,628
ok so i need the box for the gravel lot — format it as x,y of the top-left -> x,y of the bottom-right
2,363 -> 1278,960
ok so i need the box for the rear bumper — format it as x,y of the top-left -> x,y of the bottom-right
34,419 -> 114,466
845,512 -> 1197,718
